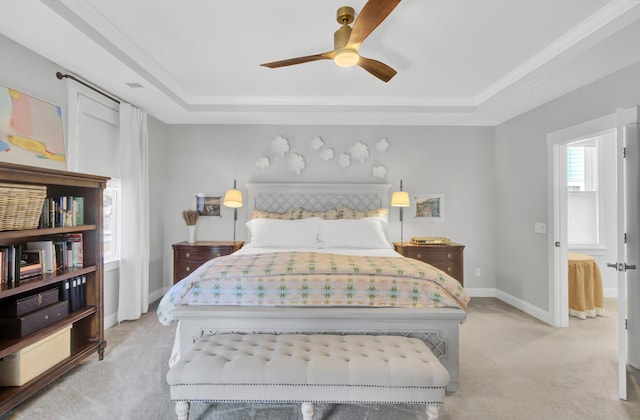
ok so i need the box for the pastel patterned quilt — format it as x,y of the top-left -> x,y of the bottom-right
157,251 -> 470,325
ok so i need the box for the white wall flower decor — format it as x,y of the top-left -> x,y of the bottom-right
375,138 -> 390,152
256,156 -> 270,170
287,153 -> 306,174
310,136 -> 324,151
273,135 -> 290,157
338,153 -> 351,168
372,165 -> 387,179
319,148 -> 335,161
350,142 -> 370,163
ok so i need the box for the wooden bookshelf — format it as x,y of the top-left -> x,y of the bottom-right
0,162 -> 108,415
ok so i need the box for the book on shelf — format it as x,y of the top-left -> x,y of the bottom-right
38,195 -> 85,228
64,275 -> 87,312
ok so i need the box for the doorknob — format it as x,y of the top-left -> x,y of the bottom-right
606,262 -> 637,271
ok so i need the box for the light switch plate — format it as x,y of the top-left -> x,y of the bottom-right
534,222 -> 547,234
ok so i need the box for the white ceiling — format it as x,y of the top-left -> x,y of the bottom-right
2,0 -> 640,125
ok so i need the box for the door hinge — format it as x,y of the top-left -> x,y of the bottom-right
626,319 -> 628,330
625,233 -> 628,244
623,147 -> 627,158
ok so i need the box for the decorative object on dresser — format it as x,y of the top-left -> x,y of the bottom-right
394,241 -> 465,286
0,161 -> 107,415
181,210 -> 199,244
172,241 -> 244,284
390,179 -> 410,243
222,180 -> 243,242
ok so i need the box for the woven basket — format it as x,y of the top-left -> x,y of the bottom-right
0,183 -> 47,231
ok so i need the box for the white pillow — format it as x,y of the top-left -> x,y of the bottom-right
318,217 -> 392,249
246,217 -> 320,248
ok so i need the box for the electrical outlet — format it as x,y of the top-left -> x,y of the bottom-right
534,222 -> 547,234
475,268 -> 481,277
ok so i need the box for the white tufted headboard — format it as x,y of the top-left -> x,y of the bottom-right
246,183 -> 392,216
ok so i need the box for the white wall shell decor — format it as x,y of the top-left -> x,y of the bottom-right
319,148 -> 335,161
273,135 -> 290,157
256,156 -> 270,170
375,138 -> 390,152
287,153 -> 306,174
338,153 -> 351,168
350,142 -> 370,163
310,136 -> 324,151
372,165 -> 387,179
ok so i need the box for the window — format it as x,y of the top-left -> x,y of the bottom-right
103,179 -> 121,263
567,137 -> 601,246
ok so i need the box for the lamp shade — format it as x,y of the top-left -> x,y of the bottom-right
391,191 -> 410,207
223,189 -> 243,208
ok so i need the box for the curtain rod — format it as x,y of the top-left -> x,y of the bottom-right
56,71 -> 120,104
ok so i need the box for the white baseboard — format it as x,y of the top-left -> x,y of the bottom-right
149,287 -> 165,303
495,289 -> 554,325
104,287 -> 167,330
105,312 -> 117,330
465,288 -> 497,297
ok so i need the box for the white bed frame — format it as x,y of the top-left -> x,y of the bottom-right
172,183 -> 467,392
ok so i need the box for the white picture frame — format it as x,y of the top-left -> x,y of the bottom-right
414,194 -> 444,221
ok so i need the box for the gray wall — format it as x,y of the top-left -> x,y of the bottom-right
159,124 -> 496,292
495,60 -> 640,311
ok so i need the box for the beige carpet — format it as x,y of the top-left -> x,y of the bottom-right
3,298 -> 640,420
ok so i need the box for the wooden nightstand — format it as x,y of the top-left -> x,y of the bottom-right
172,241 -> 244,284
394,242 -> 465,286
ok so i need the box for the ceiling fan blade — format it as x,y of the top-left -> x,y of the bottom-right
357,56 -> 397,82
348,0 -> 401,48
261,52 -> 335,68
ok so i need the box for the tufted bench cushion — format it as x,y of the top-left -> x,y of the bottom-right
167,334 -> 450,419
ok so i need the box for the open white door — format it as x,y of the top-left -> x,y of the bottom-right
610,107 -> 639,400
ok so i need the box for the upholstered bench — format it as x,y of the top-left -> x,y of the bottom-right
166,334 -> 450,420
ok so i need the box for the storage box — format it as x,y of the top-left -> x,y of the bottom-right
0,325 -> 71,386
0,288 -> 59,317
0,300 -> 68,338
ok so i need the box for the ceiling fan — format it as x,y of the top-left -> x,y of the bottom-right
260,0 -> 401,82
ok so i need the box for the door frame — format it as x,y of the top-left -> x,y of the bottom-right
547,113 -> 616,327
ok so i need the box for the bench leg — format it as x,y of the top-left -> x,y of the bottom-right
175,401 -> 190,420
301,402 -> 315,420
426,405 -> 440,419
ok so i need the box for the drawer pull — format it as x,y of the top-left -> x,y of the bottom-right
416,253 -> 422,259
448,267 -> 452,272
185,266 -> 191,272
185,252 -> 191,258
447,253 -> 452,259
216,252 -> 221,257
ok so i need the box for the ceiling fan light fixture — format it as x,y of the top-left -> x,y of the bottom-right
334,48 -> 359,67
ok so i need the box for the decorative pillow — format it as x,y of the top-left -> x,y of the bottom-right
252,209 -> 302,220
338,206 -> 389,220
246,217 -> 320,248
317,217 -> 392,249
300,208 -> 339,220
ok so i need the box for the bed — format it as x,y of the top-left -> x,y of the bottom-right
158,183 -> 469,392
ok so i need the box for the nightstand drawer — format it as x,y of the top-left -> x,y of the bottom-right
394,242 -> 465,286
172,241 -> 243,284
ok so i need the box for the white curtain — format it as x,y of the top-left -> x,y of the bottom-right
117,103 -> 150,322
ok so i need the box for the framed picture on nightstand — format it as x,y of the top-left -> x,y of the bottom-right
414,194 -> 444,221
